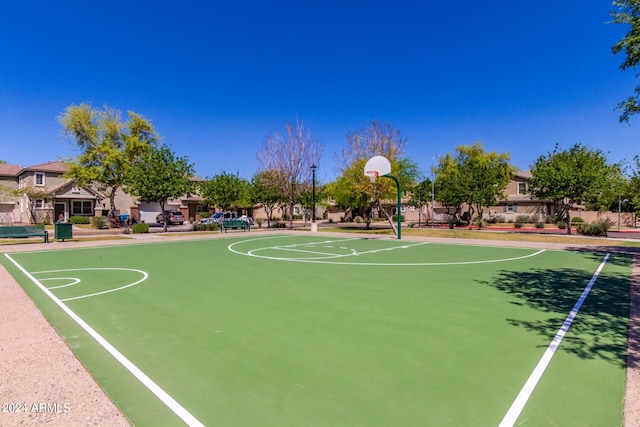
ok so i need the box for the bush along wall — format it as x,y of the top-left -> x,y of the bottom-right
132,223 -> 149,234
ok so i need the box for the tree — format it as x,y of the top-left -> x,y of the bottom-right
334,120 -> 421,230
435,143 -> 514,227
528,143 -> 616,234
124,145 -> 194,232
200,171 -> 250,212
250,170 -> 287,228
407,178 -> 432,226
58,103 -> 158,214
628,156 -> 640,215
612,0 -> 640,122
433,153 -> 467,224
257,117 -> 323,229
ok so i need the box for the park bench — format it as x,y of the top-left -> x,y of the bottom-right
221,219 -> 250,232
0,225 -> 49,243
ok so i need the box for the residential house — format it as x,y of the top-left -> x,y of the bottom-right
486,170 -> 556,221
0,161 -> 104,225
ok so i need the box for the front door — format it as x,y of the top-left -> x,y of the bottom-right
55,203 -> 66,222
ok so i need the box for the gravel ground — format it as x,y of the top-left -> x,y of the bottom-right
0,263 -> 130,426
0,231 -> 638,426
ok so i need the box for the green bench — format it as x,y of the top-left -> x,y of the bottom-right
221,219 -> 250,232
0,225 -> 49,243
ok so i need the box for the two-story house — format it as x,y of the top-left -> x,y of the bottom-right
0,161 -> 104,225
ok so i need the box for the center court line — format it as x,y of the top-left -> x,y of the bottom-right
250,241 -> 431,260
4,253 -> 204,427
499,252 -> 611,427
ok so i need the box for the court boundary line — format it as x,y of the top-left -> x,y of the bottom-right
3,253 -> 204,427
498,252 -> 611,427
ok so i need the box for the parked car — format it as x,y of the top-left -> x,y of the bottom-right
199,212 -> 239,225
156,210 -> 184,225
238,215 -> 254,225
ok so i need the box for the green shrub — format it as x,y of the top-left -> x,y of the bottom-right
192,223 -> 218,232
557,221 -> 567,229
69,216 -> 90,224
256,219 -> 263,228
392,214 -> 405,222
91,216 -> 108,229
514,222 -> 523,229
132,222 -> 149,234
529,214 -> 539,223
354,215 -> 363,223
535,222 -> 545,229
487,216 -> 505,224
199,212 -> 211,219
576,218 -> 614,237
515,215 -> 530,224
571,217 -> 585,224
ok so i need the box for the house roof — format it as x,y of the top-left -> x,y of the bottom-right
46,179 -> 105,200
22,161 -> 70,173
514,170 -> 532,179
0,163 -> 22,176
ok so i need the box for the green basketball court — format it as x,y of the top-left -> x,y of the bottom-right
1,234 -> 631,426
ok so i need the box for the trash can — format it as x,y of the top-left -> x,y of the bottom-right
55,223 -> 73,241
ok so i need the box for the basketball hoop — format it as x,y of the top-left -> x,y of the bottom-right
363,155 -> 402,240
365,170 -> 379,183
364,156 -> 391,180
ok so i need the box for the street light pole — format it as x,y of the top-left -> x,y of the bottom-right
431,155 -> 440,228
311,164 -> 317,223
618,194 -> 629,231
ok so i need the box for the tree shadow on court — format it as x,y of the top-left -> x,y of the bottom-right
566,247 -> 637,268
477,266 -> 631,368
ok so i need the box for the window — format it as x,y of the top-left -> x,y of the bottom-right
517,182 -> 527,195
34,199 -> 45,209
72,201 -> 93,215
34,173 -> 45,186
504,204 -> 518,213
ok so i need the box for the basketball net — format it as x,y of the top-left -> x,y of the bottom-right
365,171 -> 378,183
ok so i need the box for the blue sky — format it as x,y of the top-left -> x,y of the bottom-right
0,1 -> 637,182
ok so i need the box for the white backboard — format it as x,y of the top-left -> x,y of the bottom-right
364,156 -> 391,177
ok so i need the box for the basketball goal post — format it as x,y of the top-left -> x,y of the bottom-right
364,156 -> 402,240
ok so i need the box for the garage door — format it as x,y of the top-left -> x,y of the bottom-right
138,203 -> 180,223
137,202 -> 161,223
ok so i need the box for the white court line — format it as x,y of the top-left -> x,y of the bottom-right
499,252 -> 611,427
32,267 -> 149,301
40,277 -> 81,289
248,240 -> 431,261
231,236 -> 543,265
4,254 -> 204,427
